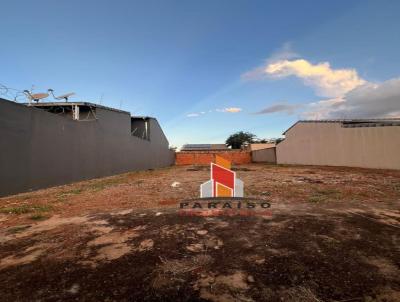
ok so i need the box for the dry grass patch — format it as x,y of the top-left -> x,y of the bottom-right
309,188 -> 342,203
0,204 -> 52,215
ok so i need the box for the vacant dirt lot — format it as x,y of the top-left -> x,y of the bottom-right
1,164 -> 399,301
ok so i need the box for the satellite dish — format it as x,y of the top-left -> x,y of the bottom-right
48,89 -> 75,101
23,90 -> 49,103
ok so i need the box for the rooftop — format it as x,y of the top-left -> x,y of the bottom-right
24,101 -> 130,115
283,118 -> 400,134
181,144 -> 229,151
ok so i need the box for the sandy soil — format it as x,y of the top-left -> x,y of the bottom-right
0,164 -> 399,301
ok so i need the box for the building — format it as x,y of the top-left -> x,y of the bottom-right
176,143 -> 251,165
242,143 -> 277,164
0,98 -> 175,197
177,144 -> 241,165
247,143 -> 275,151
277,119 -> 400,170
251,146 -> 277,164
181,144 -> 229,151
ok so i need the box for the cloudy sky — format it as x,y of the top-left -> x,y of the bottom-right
1,0 -> 399,147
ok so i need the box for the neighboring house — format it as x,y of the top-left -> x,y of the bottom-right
181,144 -> 228,151
0,98 -> 175,196
251,148 -> 277,164
247,143 -> 275,151
244,143 -> 277,164
276,119 -> 400,170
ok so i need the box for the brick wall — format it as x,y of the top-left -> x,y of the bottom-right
175,150 -> 251,165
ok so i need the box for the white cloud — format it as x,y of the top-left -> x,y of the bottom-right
308,78 -> 400,119
222,107 -> 242,113
186,107 -> 242,118
302,98 -> 345,119
243,48 -> 400,119
267,42 -> 300,63
242,42 -> 299,81
265,59 -> 366,98
255,103 -> 301,115
186,113 -> 200,117
242,46 -> 366,105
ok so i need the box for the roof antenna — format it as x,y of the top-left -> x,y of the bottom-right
48,89 -> 75,102
23,90 -> 49,104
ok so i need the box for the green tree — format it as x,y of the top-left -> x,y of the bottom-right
225,131 -> 256,149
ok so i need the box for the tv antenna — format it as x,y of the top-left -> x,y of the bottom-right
48,89 -> 75,101
23,90 -> 49,104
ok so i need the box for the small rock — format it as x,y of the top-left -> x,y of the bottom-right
171,181 -> 181,188
66,284 -> 80,294
247,275 -> 255,283
186,243 -> 204,252
196,230 -> 208,235
155,212 -> 162,216
139,239 -> 154,251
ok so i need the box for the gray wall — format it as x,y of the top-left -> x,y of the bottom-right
0,98 -> 175,197
277,122 -> 400,170
251,147 -> 277,163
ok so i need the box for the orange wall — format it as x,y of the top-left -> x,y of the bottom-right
176,151 -> 251,165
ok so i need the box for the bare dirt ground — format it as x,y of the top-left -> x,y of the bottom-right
0,164 -> 399,301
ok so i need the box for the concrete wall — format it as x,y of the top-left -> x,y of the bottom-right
252,147 -> 277,163
176,150 -> 251,165
248,143 -> 275,151
277,122 -> 400,170
0,98 -> 174,197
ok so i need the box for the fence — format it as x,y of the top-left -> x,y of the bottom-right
176,150 -> 251,165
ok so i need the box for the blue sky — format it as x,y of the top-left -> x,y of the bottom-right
1,0 -> 400,147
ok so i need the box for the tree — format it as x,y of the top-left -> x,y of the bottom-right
225,131 -> 256,149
